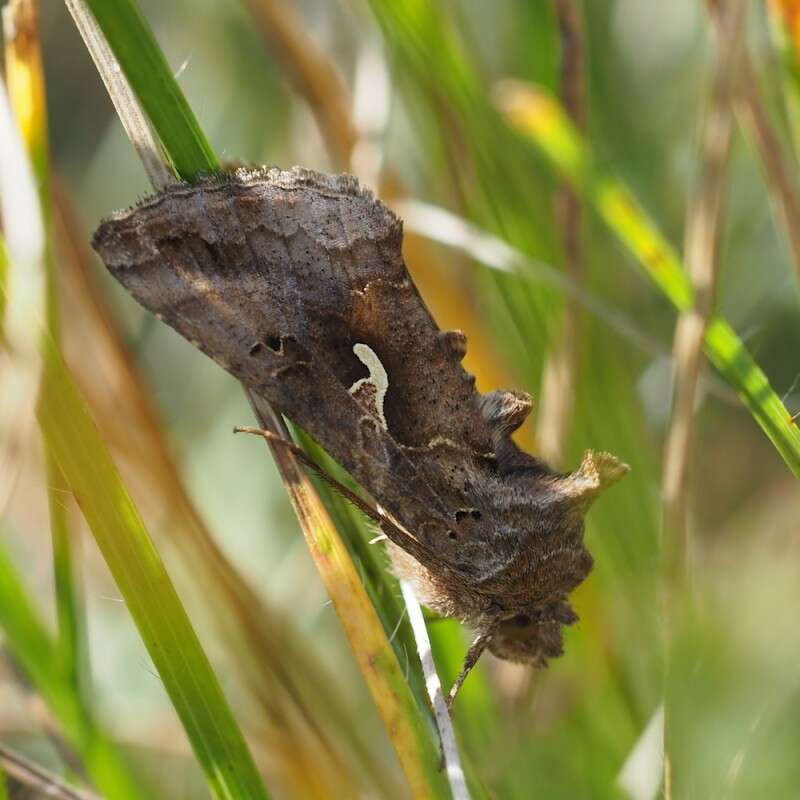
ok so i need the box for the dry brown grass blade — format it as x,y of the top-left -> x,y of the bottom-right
51,186 -> 397,799
0,0 -> 46,517
243,0 -> 355,170
537,0 -> 586,466
0,743 -> 99,800
706,2 -> 800,289
662,1 -> 744,794
662,0 -> 742,589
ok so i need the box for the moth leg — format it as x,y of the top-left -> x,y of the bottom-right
234,425 -> 387,522
233,425 -> 449,574
446,625 -> 496,708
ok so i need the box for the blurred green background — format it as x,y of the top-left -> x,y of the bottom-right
2,0 -> 800,798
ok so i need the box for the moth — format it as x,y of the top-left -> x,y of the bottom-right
93,166 -> 627,702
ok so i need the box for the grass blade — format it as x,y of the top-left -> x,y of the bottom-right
37,338 -> 269,800
0,521 -> 142,799
9,9 -> 263,795
498,83 -> 800,479
0,56 -> 134,800
4,0 -> 89,704
0,77 -> 45,512
80,0 -> 218,180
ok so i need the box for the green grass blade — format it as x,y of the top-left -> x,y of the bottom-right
4,1 -> 89,703
47,453 -> 88,695
80,0 -> 218,180
0,533 -> 143,799
4,20 -> 265,795
37,339 -> 269,800
500,84 -> 800,479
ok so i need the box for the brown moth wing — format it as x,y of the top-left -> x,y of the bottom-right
92,167 -> 494,575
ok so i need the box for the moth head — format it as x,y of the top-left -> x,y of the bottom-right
471,449 -> 627,600
502,449 -> 629,535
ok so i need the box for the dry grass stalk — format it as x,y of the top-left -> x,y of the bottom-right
662,0 -> 743,588
243,0 -> 356,170
0,743 -> 99,800
537,0 -> 587,466
706,1 -> 800,289
661,1 -> 745,794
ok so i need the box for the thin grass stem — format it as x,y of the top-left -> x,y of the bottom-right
400,580 -> 469,800
661,2 -> 744,794
538,0 -> 586,465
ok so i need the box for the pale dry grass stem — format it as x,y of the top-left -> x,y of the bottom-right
537,0 -> 586,466
64,0 -> 173,190
707,0 -> 800,291
662,0 -> 743,597
661,0 -> 745,794
244,0 -> 356,170
0,743 -> 99,800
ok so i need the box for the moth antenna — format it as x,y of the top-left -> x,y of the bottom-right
446,624 -> 497,708
233,425 -> 450,573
